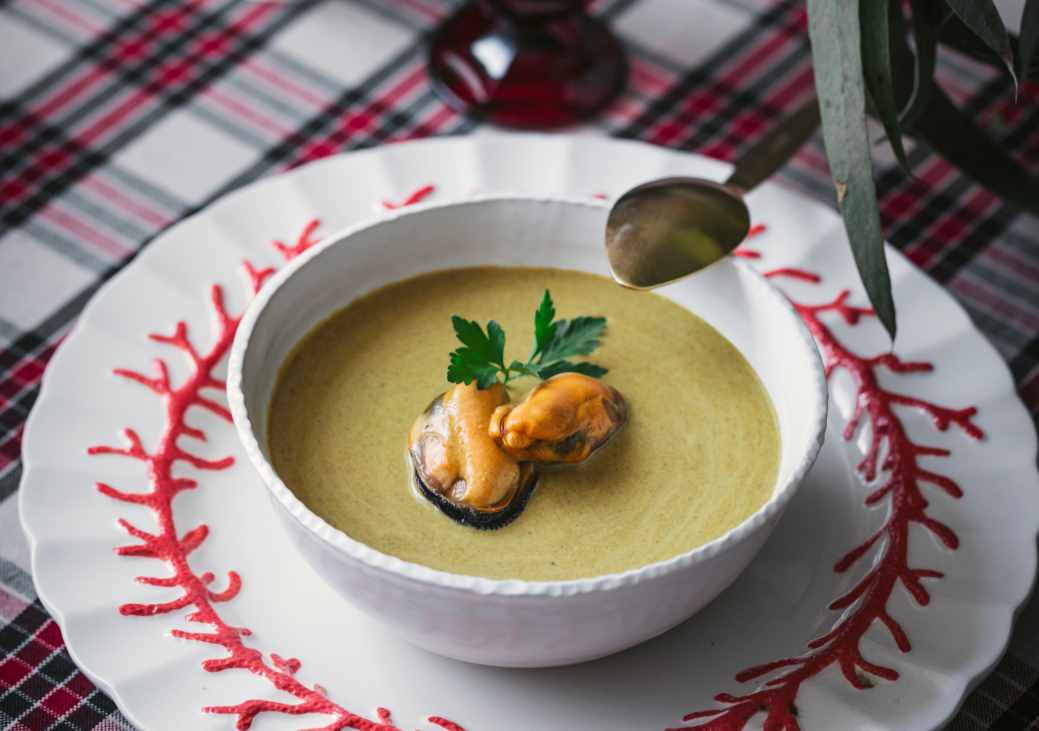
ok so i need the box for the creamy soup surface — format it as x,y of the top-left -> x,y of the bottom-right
268,267 -> 780,581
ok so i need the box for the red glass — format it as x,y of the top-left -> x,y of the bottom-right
428,0 -> 628,129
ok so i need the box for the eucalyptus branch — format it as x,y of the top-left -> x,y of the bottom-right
802,0 -> 1037,341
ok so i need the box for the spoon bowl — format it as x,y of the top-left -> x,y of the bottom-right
606,177 -> 750,289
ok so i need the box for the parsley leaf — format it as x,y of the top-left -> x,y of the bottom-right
538,316 -> 607,364
507,360 -> 542,379
537,360 -> 609,380
451,316 -> 505,367
486,320 -> 506,367
447,347 -> 500,389
445,290 -> 608,388
532,290 -> 557,359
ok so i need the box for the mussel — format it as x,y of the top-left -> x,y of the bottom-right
489,373 -> 628,464
409,374 -> 628,529
408,383 -> 538,529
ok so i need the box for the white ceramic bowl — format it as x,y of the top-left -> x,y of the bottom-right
227,196 -> 827,668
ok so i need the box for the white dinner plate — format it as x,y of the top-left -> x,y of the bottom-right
20,133 -> 1039,731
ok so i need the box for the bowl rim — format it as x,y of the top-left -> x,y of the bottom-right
226,194 -> 829,598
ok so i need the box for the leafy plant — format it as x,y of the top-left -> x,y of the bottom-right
807,0 -> 1038,339
446,290 -> 607,388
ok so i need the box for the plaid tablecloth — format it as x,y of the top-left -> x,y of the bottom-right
1,1 -> 1037,729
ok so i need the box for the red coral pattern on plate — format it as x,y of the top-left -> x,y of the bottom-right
681,229 -> 983,731
90,198 -> 463,731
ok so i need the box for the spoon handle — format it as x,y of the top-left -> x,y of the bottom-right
725,95 -> 821,193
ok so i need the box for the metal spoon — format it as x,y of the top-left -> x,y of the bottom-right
606,96 -> 821,289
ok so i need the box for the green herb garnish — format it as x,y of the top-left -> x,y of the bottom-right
446,290 -> 607,389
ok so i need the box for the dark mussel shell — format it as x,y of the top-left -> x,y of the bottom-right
412,463 -> 539,530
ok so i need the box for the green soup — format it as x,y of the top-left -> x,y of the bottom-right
268,267 -> 780,581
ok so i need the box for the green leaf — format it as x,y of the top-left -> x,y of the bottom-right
888,5 -> 1039,216
451,316 -> 496,363
532,290 -> 557,358
937,13 -> 1021,70
808,0 -> 896,339
909,85 -> 1039,215
507,360 -> 541,379
900,0 -> 939,128
486,320 -> 506,367
537,361 -> 608,380
1022,0 -> 1039,79
475,368 -> 501,390
540,316 -> 608,363
861,1 -> 909,170
944,0 -> 1017,82
447,348 -> 501,388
